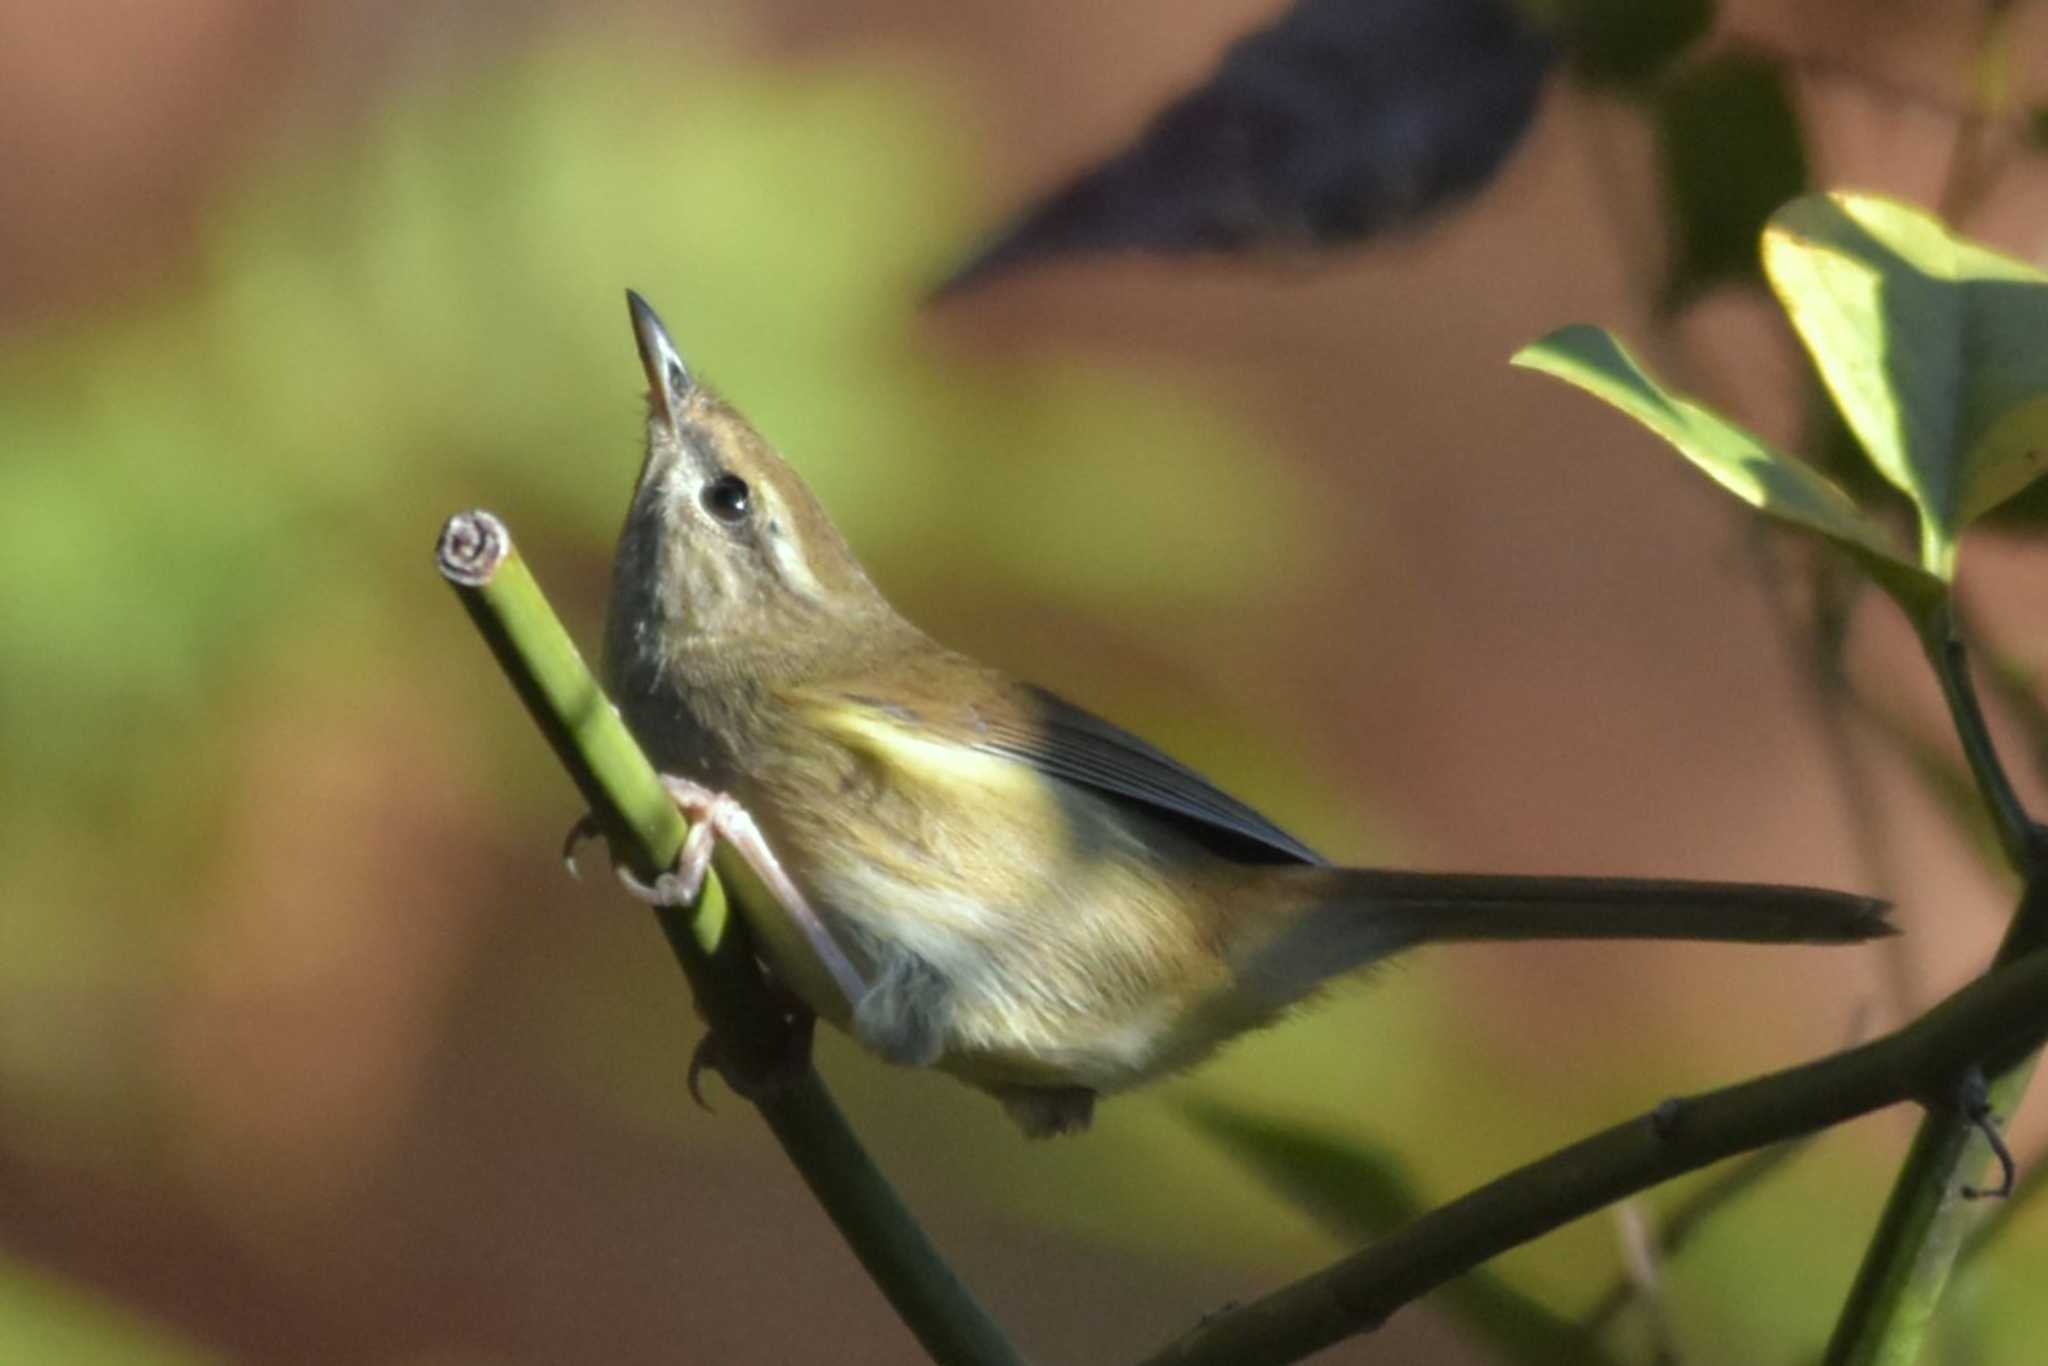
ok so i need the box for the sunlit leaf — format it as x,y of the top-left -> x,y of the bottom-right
1762,191 -> 2048,578
936,0 -> 1554,294
1512,324 -> 1944,611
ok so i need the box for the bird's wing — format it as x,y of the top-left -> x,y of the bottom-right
801,667 -> 1325,867
979,684 -> 1325,866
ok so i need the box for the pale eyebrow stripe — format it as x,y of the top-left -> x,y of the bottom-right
763,498 -> 828,602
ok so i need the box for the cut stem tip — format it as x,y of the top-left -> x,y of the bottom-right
437,510 -> 510,587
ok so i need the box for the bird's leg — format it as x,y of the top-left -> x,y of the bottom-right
571,777 -> 871,1106
558,807 -> 715,902
642,777 -> 868,1003
615,808 -> 721,908
564,778 -> 866,1009
615,791 -> 969,1086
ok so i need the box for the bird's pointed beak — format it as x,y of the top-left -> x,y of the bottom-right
626,289 -> 690,426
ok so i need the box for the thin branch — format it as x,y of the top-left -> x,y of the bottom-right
1821,600 -> 2048,1366
1919,607 -> 2037,873
1584,1000 -> 1870,1337
1133,940 -> 2048,1366
1185,1100 -> 1624,1366
1956,595 -> 2048,798
436,511 -> 1029,1366
1819,1065 -> 2033,1366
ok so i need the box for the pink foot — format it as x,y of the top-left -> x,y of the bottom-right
590,777 -> 869,1012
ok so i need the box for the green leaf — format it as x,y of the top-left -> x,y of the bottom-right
1762,190 -> 2048,578
1512,324 -> 1943,610
1653,51 -> 1808,310
1184,1099 -> 1622,1366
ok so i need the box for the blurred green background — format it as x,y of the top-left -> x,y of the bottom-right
5,2 -> 2048,1363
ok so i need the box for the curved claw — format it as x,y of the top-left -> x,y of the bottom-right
1958,1066 -> 2017,1200
682,1014 -> 817,1112
687,1036 -> 719,1113
561,813 -> 602,879
608,821 -> 716,909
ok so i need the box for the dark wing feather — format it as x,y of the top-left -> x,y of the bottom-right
973,685 -> 1326,866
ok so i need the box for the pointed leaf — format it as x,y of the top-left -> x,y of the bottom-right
936,0 -> 1554,295
1513,324 -> 1943,610
1763,191 -> 2048,577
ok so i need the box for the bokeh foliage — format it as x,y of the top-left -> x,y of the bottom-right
0,36 -> 1361,1362
0,1257 -> 219,1366
11,7 -> 2048,1365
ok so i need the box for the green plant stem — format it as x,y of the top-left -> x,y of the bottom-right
436,510 -> 1028,1366
1135,942 -> 2048,1366
1821,606 -> 2048,1366
1955,596 -> 2048,796
1920,606 -> 2034,871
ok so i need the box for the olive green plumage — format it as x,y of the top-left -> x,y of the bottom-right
602,291 -> 1889,1136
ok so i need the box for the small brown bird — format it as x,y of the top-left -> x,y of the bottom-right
601,291 -> 1888,1136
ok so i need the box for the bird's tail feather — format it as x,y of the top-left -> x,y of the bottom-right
1231,869 -> 1890,1010
1331,870 -> 1892,947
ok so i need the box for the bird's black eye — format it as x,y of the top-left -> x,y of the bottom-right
701,473 -> 752,523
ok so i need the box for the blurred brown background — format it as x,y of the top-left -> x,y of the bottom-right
5,1 -> 2048,1363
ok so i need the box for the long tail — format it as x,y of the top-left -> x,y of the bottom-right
1332,870 -> 1893,947
1232,868 -> 1891,1008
